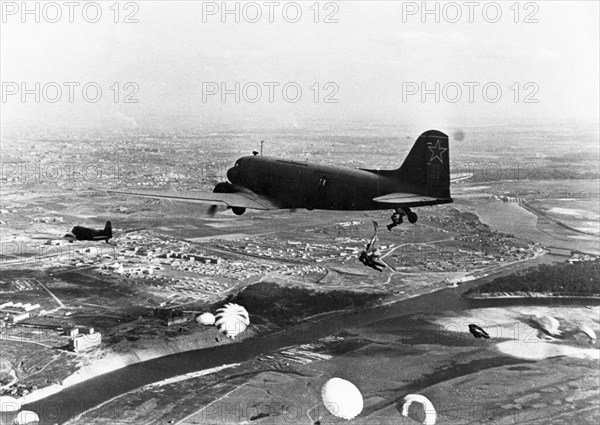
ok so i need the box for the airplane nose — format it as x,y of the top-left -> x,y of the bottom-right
227,167 -> 238,183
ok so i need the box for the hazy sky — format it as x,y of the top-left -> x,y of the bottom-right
1,1 -> 599,131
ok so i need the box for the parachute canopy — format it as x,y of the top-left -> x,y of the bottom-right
0,396 -> 21,412
402,394 -> 436,425
529,314 -> 562,337
196,312 -> 215,326
577,324 -> 597,342
14,410 -> 40,424
321,378 -> 363,420
215,303 -> 250,338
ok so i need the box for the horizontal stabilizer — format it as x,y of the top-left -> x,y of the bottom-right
372,193 -> 444,204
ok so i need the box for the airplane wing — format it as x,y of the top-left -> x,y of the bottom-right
89,228 -> 144,241
105,189 -> 284,210
372,193 -> 444,204
30,234 -> 73,241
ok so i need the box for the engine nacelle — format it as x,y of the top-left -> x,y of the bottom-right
214,181 -> 254,194
213,182 -> 236,193
232,207 -> 246,215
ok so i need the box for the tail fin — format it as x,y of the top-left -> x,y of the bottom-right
104,221 -> 112,238
397,130 -> 450,199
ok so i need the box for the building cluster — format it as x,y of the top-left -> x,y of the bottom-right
101,261 -> 160,277
0,301 -> 102,354
33,216 -> 64,223
391,243 -> 539,273
335,221 -> 362,228
495,195 -> 522,203
64,326 -> 102,351
158,250 -> 221,264
569,253 -> 599,263
105,233 -> 322,286
0,302 -> 40,324
218,237 -> 368,266
428,209 -> 496,235
35,230 -> 223,284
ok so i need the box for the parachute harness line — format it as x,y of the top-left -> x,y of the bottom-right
305,402 -> 322,425
401,394 -> 437,425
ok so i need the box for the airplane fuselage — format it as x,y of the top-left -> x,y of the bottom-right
108,130 -> 452,224
71,221 -> 112,242
226,156 -> 449,211
72,226 -> 106,240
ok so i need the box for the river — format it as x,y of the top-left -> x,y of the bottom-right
22,254 -> 598,425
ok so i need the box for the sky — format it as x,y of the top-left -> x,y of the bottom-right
1,0 -> 599,131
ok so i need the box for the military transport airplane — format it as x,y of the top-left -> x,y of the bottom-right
107,130 -> 452,230
33,221 -> 114,243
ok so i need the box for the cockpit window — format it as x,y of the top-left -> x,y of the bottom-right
235,161 -> 240,167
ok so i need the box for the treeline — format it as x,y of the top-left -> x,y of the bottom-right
466,260 -> 600,295
225,282 -> 381,325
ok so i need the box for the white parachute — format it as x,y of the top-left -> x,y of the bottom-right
528,314 -> 562,338
196,312 -> 216,326
577,324 -> 597,342
14,410 -> 40,424
401,394 -> 436,425
214,303 -> 250,338
321,378 -> 363,420
0,396 -> 21,412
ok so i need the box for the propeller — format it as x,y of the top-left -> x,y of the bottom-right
207,205 -> 218,217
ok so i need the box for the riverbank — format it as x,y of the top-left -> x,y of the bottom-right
19,325 -> 250,406
465,291 -> 600,300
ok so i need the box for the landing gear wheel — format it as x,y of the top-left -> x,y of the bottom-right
407,212 -> 418,224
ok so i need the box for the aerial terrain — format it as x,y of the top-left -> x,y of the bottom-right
1,123 -> 598,424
